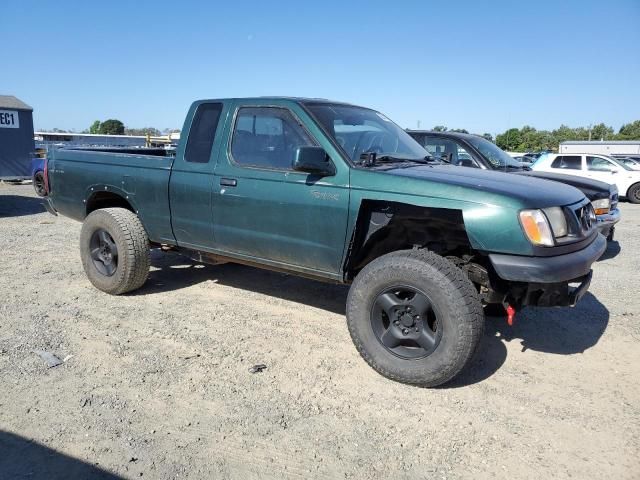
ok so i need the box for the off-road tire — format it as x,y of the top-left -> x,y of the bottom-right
80,208 -> 150,295
627,183 -> 640,204
346,249 -> 484,387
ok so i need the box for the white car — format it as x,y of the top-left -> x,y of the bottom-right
532,153 -> 640,204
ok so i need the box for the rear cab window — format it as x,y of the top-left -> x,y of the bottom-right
185,103 -> 223,163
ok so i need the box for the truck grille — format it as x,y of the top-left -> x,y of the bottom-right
610,193 -> 618,211
574,203 -> 597,233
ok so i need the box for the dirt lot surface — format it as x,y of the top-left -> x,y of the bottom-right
1,183 -> 638,479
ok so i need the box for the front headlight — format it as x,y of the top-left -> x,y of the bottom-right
519,209 -> 555,246
543,207 -> 568,237
591,198 -> 610,215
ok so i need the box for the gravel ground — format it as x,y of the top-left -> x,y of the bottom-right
1,183 -> 638,479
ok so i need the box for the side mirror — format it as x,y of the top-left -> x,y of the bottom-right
293,146 -> 334,176
458,158 -> 475,168
610,169 -> 618,174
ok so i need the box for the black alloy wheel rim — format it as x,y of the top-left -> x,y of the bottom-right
89,229 -> 118,276
370,286 -> 443,359
633,188 -> 640,202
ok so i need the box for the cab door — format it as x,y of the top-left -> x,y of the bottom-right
211,102 -> 350,275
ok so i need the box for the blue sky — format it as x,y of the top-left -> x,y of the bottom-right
3,0 -> 639,135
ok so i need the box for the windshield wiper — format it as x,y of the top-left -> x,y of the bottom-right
359,152 -> 439,167
509,164 -> 531,171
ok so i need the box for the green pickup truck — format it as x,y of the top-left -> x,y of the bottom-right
45,97 -> 606,387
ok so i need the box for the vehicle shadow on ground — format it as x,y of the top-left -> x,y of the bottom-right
0,194 -> 45,218
598,240 -> 621,261
133,250 -> 349,314
138,251 -> 609,387
0,430 -> 123,479
448,292 -> 609,387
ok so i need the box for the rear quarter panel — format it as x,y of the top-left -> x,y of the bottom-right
49,149 -> 175,243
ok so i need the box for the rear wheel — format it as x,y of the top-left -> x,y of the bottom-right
33,172 -> 46,197
627,183 -> 640,204
80,208 -> 150,294
346,249 -> 484,387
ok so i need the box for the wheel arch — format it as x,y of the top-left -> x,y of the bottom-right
85,188 -> 137,217
342,200 -> 475,281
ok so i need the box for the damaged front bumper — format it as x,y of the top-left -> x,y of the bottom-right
486,233 -> 606,307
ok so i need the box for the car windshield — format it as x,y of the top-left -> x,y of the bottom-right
304,103 -> 431,163
603,155 -> 634,171
464,136 -> 524,169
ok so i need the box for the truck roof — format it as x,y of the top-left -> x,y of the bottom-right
194,97 -> 360,106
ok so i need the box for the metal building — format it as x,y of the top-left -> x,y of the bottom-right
0,95 -> 35,179
559,140 -> 640,156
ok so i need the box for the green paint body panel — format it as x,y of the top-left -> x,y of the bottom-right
47,97 -> 588,283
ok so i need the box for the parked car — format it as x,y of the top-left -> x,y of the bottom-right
31,157 -> 46,196
532,153 -> 640,203
44,97 -> 605,387
406,131 -> 620,239
612,156 -> 640,171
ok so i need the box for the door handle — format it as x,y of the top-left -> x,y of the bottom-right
220,178 -> 237,187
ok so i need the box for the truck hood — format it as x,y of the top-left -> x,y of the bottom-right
512,170 -> 615,201
380,164 -> 585,208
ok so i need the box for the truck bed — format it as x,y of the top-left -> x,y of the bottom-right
48,148 -> 176,244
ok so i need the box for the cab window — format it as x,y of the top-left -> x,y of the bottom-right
423,137 -> 477,167
587,156 -> 617,172
184,103 -> 223,163
550,155 -> 582,170
231,107 -> 316,170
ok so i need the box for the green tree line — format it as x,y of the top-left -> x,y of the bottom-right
87,120 -> 179,136
428,121 -> 640,152
494,121 -> 640,152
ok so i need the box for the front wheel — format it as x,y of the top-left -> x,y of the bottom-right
346,250 -> 484,387
80,208 -> 150,295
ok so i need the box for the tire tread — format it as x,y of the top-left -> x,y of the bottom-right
346,249 -> 484,387
81,208 -> 150,295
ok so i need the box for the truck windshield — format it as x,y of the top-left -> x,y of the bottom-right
304,103 -> 430,163
465,136 -> 524,169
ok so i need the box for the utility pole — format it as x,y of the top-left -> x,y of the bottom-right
588,124 -> 592,141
